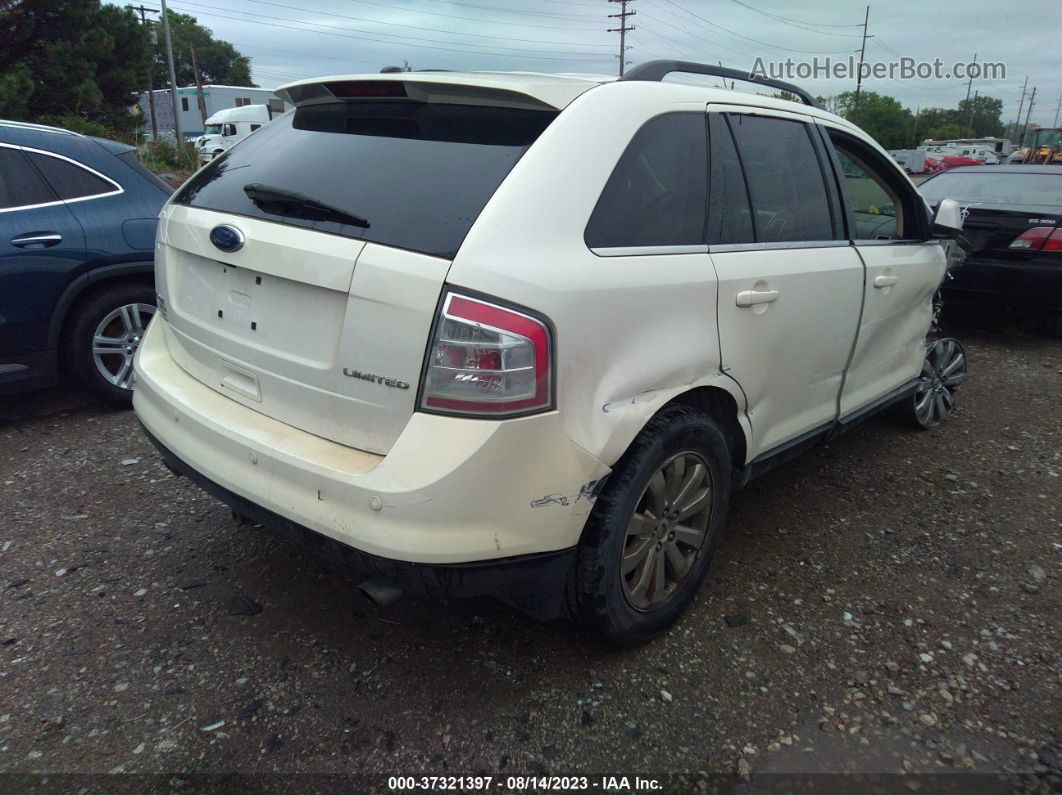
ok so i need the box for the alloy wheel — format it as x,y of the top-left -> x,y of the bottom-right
913,337 -> 966,429
621,451 -> 713,611
92,303 -> 155,390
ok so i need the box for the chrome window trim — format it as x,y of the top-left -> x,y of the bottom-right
0,142 -> 123,214
709,240 -> 850,253
590,244 -> 710,258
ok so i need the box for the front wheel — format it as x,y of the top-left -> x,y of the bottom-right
568,405 -> 731,645
905,337 -> 967,429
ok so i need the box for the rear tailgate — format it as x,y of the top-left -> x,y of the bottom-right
158,87 -> 562,454
157,206 -> 447,454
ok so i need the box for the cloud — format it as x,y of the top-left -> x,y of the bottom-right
143,0 -> 1061,125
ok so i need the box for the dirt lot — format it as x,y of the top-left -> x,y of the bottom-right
0,321 -> 1058,790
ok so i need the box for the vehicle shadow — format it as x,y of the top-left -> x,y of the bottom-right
0,385 -> 114,424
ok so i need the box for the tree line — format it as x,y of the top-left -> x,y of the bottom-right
0,0 -> 251,136
818,90 -> 1009,148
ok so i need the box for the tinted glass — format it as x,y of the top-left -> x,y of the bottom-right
728,115 -> 834,242
834,149 -> 899,239
27,152 -> 115,200
0,148 -> 57,209
585,113 -> 708,249
707,115 -> 754,245
175,102 -> 555,259
118,150 -> 173,195
919,171 -> 1061,207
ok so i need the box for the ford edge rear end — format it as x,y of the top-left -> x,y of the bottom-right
133,74 -> 611,617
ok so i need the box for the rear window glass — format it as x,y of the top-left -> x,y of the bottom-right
174,102 -> 556,259
919,171 -> 1061,207
27,152 -> 116,200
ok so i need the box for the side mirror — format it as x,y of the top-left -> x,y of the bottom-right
931,198 -> 964,239
931,198 -> 971,256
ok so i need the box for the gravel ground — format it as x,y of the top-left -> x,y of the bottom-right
0,321 -> 1058,790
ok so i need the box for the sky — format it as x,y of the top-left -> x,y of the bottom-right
135,0 -> 1061,126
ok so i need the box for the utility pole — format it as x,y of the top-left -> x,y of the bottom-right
968,89 -> 979,135
608,0 -> 635,78
190,42 -> 208,126
1021,86 -> 1036,148
1013,76 -> 1028,143
128,4 -> 159,139
962,52 -> 977,129
853,6 -> 870,116
912,103 -> 920,145
159,0 -> 182,155
1054,92 -> 1061,127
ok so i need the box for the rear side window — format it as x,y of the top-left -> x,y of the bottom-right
706,114 -> 754,245
117,151 -> 174,195
0,147 -> 57,209
27,152 -> 117,201
727,114 -> 834,243
585,113 -> 708,249
175,102 -> 557,259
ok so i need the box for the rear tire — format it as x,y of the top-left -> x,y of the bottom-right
568,405 -> 731,646
65,283 -> 156,403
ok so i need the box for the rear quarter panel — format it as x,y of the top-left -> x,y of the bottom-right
448,82 -> 750,466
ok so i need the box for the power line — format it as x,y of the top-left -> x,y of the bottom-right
726,0 -> 863,36
175,0 -> 611,52
230,0 -> 614,47
168,3 -> 611,62
652,0 -> 854,55
637,9 -> 752,60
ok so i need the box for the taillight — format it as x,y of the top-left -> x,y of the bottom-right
421,291 -> 553,417
1009,226 -> 1062,252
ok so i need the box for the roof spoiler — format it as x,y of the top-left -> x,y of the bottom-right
620,60 -> 821,109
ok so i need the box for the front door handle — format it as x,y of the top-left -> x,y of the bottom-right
735,289 -> 780,307
873,274 -> 899,288
11,232 -> 62,248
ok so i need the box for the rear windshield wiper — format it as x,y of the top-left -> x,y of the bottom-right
243,183 -> 370,228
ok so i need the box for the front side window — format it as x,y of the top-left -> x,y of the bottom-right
223,124 -> 237,137
585,113 -> 708,249
25,151 -> 117,201
0,147 -> 58,210
727,114 -> 835,243
833,148 -> 902,240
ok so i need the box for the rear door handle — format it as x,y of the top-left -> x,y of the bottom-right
11,233 -> 62,248
873,274 -> 898,288
735,289 -> 780,307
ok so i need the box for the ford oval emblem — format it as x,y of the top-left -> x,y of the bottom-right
209,224 -> 244,253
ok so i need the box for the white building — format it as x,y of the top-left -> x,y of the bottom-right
138,84 -> 290,139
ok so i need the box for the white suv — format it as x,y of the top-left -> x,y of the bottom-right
134,62 -> 968,644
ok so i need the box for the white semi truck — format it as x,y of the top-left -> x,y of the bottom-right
195,105 -> 275,163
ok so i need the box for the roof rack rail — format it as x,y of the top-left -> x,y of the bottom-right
619,60 -> 821,109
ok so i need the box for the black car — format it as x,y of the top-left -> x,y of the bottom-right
919,165 -> 1061,336
0,120 -> 171,401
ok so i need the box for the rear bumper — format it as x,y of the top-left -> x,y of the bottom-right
133,316 -> 609,567
944,256 -> 1062,311
143,423 -> 576,616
